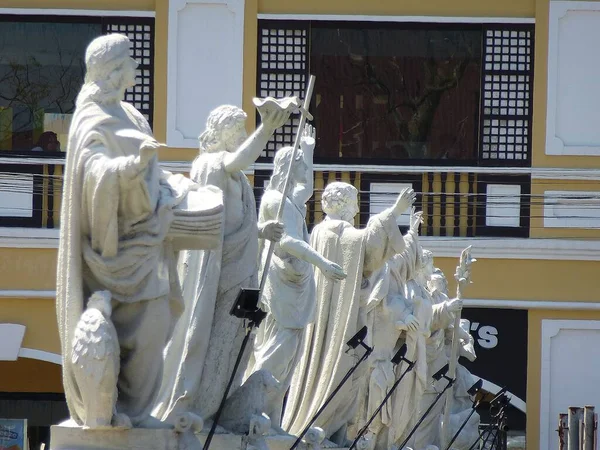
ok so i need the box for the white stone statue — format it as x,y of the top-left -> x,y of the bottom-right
245,125 -> 346,429
428,269 -> 480,450
355,211 -> 423,450
387,238 -> 462,449
56,34 -> 223,431
154,101 -> 293,425
282,182 -> 416,446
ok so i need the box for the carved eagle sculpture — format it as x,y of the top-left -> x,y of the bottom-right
71,290 -> 123,429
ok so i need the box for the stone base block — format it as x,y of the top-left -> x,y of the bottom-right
49,425 -> 350,450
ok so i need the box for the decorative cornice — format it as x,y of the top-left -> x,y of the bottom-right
1,227 -> 599,261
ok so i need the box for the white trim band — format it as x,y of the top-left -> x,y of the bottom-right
0,227 -> 59,248
464,299 -> 600,310
419,236 -> 600,261
4,158 -> 600,181
257,14 -> 535,24
1,290 -> 597,311
0,8 -> 155,17
18,348 -> 62,365
0,290 -> 56,299
2,228 -> 600,262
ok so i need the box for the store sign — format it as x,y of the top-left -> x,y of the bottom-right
461,308 -> 528,428
0,419 -> 27,450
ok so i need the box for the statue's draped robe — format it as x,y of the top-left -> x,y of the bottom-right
57,99 -> 195,425
360,231 -> 420,449
282,209 -> 404,440
155,152 -> 258,421
390,273 -> 454,448
245,190 -> 315,425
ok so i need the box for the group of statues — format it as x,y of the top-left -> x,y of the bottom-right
55,34 -> 481,450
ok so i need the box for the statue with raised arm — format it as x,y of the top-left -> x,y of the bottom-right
282,182 -> 415,446
245,125 -> 346,429
56,34 -> 222,431
154,100 -> 293,425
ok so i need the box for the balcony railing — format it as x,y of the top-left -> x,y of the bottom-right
1,161 -> 530,239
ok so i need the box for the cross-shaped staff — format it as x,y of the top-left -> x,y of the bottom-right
258,75 -> 316,299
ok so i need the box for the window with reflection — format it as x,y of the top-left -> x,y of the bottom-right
0,15 -> 154,156
257,20 -> 534,166
310,23 -> 482,163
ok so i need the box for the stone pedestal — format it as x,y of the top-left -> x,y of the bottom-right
50,426 -> 350,450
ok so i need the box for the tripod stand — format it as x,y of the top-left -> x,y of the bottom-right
203,288 -> 267,450
289,326 -> 373,450
397,364 -> 455,450
467,389 -> 510,450
349,344 -> 415,450
442,379 -> 483,450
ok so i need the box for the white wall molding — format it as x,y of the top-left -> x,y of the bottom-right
465,299 -> 600,310
257,14 -> 535,24
0,324 -> 26,361
546,1 -> 600,156
0,8 -> 155,17
2,227 -> 600,262
18,348 -> 62,365
2,290 -> 597,311
4,158 -> 600,181
419,236 -> 600,261
0,227 -> 59,248
0,290 -> 56,299
543,190 -> 600,229
480,379 -> 526,413
540,320 -> 600,450
166,0 -> 245,148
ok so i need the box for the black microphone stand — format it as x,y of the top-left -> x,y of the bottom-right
349,344 -> 415,450
467,389 -> 510,450
443,379 -> 483,450
289,326 -> 373,450
397,363 -> 455,450
204,288 -> 267,450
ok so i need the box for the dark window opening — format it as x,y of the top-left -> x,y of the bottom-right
0,14 -> 155,157
257,20 -> 534,167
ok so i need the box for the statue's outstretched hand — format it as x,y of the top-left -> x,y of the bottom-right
318,260 -> 346,281
410,207 -> 424,234
139,138 -> 163,169
259,98 -> 298,132
447,298 -> 463,313
300,124 -> 316,151
392,187 -> 416,218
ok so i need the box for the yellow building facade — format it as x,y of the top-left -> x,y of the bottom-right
0,1 -> 599,449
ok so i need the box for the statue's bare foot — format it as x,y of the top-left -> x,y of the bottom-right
111,413 -> 132,429
136,415 -> 173,429
202,419 -> 229,434
320,439 -> 339,448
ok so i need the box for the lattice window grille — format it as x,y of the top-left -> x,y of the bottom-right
257,24 -> 308,159
104,20 -> 155,128
480,27 -> 533,163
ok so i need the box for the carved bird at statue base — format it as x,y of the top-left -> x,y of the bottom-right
71,290 -> 125,429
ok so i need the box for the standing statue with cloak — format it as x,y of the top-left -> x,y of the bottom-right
282,181 -> 416,446
154,102 -> 291,424
389,247 -> 462,450
356,209 -> 423,450
245,125 -> 346,429
56,34 -> 223,430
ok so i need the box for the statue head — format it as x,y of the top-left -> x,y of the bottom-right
198,105 -> 248,154
420,248 -> 434,277
322,182 -> 359,223
76,34 -> 137,106
267,146 -> 307,193
428,269 -> 448,294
